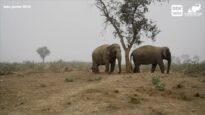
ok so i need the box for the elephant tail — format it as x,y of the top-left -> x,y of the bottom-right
130,52 -> 134,71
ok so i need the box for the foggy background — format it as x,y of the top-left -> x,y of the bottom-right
0,0 -> 204,63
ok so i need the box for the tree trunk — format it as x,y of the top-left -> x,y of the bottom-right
42,57 -> 45,64
125,48 -> 132,73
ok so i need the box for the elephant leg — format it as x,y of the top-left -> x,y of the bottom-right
133,65 -> 140,73
138,65 -> 141,73
93,62 -> 99,73
158,61 -> 165,73
92,62 -> 96,73
151,64 -> 157,73
96,65 -> 99,73
105,62 -> 110,73
133,66 -> 137,73
110,61 -> 116,73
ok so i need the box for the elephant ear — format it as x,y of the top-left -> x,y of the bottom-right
162,49 -> 167,58
106,50 -> 111,56
106,45 -> 112,56
107,45 -> 115,53
162,47 -> 170,58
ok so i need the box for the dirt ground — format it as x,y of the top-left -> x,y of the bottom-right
0,70 -> 205,115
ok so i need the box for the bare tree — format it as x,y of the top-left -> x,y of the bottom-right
192,55 -> 200,64
36,46 -> 50,63
95,0 -> 163,72
181,54 -> 191,64
172,56 -> 181,65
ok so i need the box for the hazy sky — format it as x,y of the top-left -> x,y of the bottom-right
0,0 -> 204,63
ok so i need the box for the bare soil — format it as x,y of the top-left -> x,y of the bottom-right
0,71 -> 205,115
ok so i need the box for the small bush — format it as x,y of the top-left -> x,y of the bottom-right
152,76 -> 165,91
95,76 -> 102,81
152,76 -> 160,85
0,63 -> 16,75
65,76 -> 74,82
129,97 -> 141,104
129,93 -> 144,105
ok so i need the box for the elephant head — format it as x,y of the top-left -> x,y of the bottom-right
106,44 -> 122,73
162,47 -> 171,74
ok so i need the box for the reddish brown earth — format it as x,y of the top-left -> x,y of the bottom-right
0,71 -> 205,115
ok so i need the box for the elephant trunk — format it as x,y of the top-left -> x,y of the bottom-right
117,52 -> 122,73
167,53 -> 171,74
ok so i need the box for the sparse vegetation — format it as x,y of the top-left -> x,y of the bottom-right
129,93 -> 144,105
129,97 -> 141,104
172,55 -> 205,75
0,61 -> 91,75
1,59 -> 205,76
65,76 -> 74,82
172,63 -> 205,75
152,76 -> 165,91
0,63 -> 14,75
95,76 -> 102,81
1,67 -> 205,114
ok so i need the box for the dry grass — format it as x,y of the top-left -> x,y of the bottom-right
0,61 -> 205,114
0,70 -> 205,115
1,60 -> 205,75
0,60 -> 91,75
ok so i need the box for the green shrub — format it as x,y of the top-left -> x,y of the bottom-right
65,76 -> 74,82
95,76 -> 102,81
0,63 -> 16,75
152,76 -> 165,91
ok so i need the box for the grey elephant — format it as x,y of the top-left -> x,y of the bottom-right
131,45 -> 171,74
92,44 -> 122,73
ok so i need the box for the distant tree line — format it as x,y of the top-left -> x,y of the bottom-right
172,54 -> 203,65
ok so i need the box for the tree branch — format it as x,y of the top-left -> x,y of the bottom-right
129,6 -> 138,49
97,0 -> 127,50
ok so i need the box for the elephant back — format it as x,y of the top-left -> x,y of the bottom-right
93,44 -> 109,55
